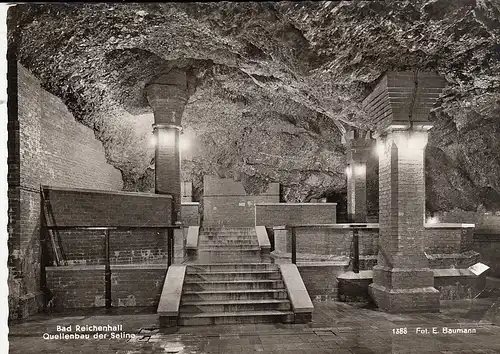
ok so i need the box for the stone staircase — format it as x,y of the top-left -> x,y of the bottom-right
195,227 -> 262,262
179,263 -> 294,325
179,227 -> 293,325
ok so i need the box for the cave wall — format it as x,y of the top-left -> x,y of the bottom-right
8,64 -> 123,319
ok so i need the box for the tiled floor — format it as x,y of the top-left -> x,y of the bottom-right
8,298 -> 500,354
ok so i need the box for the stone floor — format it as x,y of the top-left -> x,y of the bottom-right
8,298 -> 500,354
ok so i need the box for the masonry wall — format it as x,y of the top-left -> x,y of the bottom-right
8,64 -> 123,319
43,187 -> 173,265
203,175 -> 280,227
424,226 -> 474,254
46,265 -> 166,308
473,233 -> 500,277
255,203 -> 337,227
298,264 -> 345,301
273,227 -> 379,258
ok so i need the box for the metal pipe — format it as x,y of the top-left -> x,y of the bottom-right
167,228 -> 173,267
353,228 -> 360,274
104,229 -> 111,309
291,227 -> 296,265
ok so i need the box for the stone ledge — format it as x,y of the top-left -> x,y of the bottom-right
157,265 -> 186,319
271,251 -> 349,266
338,270 -> 373,280
255,225 -> 271,249
42,185 -> 173,199
185,226 -> 200,250
255,202 -> 338,206
424,223 -> 475,229
278,264 -> 313,315
273,223 -> 379,230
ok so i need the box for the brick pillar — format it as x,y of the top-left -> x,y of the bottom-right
369,129 -> 439,312
363,71 -> 446,313
344,129 -> 374,223
146,69 -> 189,224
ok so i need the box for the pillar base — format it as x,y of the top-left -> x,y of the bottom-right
369,265 -> 440,313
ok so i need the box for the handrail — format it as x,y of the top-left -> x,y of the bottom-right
278,223 -> 379,229
41,224 -> 180,309
44,226 -> 181,230
284,224 -> 377,273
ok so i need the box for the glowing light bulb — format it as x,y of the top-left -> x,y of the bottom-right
376,141 -> 385,157
354,164 -> 366,176
179,135 -> 190,151
426,216 -> 439,224
157,129 -> 176,147
345,166 -> 352,178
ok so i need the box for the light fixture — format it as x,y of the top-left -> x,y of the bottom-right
157,129 -> 177,147
408,132 -> 428,151
149,134 -> 157,148
345,165 -> 352,178
375,140 -> 385,157
179,135 -> 190,151
426,216 -> 439,224
354,164 -> 366,176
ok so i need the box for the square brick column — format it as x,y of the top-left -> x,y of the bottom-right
154,125 -> 182,222
344,129 -> 374,223
369,129 -> 439,312
146,68 -> 189,224
363,71 -> 446,313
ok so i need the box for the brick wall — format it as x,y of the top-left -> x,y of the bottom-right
255,203 -> 337,227
298,264 -> 347,300
42,186 -> 173,265
424,226 -> 474,254
273,226 -> 379,258
473,233 -> 500,277
44,187 -> 171,227
46,229 -> 172,265
181,202 -> 200,226
111,266 -> 166,307
203,175 -> 280,227
46,265 -> 166,308
8,64 -> 123,319
45,266 -> 105,308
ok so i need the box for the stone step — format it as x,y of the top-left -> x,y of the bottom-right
198,239 -> 258,245
178,310 -> 294,326
180,299 -> 291,313
185,271 -> 281,281
187,263 -> 278,272
183,279 -> 285,291
195,247 -> 261,252
181,289 -> 288,301
200,233 -> 257,237
201,227 -> 256,231
190,254 -> 272,264
197,244 -> 260,250
199,235 -> 257,240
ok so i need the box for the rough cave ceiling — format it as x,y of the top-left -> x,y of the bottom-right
9,1 -> 500,211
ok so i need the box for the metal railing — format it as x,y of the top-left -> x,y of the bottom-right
283,224 -> 379,273
42,225 -> 181,309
